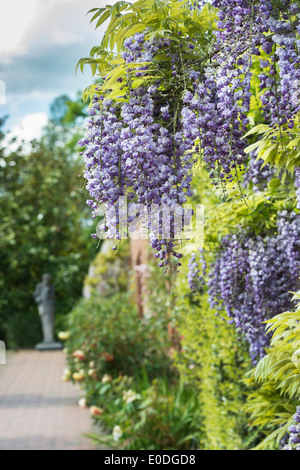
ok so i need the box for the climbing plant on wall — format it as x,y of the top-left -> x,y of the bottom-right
76,0 -> 300,450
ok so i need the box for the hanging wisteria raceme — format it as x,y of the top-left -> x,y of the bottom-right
80,97 -> 125,239
187,248 -> 207,293
181,66 -> 250,188
120,83 -> 193,266
205,211 -> 300,363
257,1 -> 300,128
210,0 -> 300,196
283,406 -> 300,450
180,0 -> 270,186
212,0 -> 300,127
294,166 -> 300,210
242,151 -> 277,191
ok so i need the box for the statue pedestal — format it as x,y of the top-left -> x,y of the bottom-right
35,342 -> 63,351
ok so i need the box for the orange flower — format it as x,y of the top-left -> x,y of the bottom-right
101,352 -> 114,362
90,406 -> 104,417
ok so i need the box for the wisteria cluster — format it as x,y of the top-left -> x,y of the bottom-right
80,1 -> 300,267
180,0 -> 297,187
294,166 -> 300,210
205,211 -> 300,363
257,1 -> 300,128
283,406 -> 300,450
208,0 -> 300,205
183,0 -> 259,184
212,0 -> 300,128
187,248 -> 206,293
243,151 -> 277,191
181,65 -> 249,189
79,34 -> 196,266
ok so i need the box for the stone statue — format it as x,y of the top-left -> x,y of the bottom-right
33,274 -> 62,351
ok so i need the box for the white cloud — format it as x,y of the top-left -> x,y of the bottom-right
0,0 -> 40,59
5,112 -> 48,146
0,80 -> 6,104
0,0 -> 119,134
0,0 -> 113,61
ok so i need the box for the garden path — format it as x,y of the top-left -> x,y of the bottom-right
0,350 -> 97,450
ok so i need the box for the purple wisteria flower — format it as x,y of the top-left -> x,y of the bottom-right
206,211 -> 300,363
283,407 -> 300,450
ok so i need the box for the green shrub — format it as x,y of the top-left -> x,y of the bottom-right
65,292 -> 173,391
172,270 -> 255,450
88,373 -> 203,451
83,241 -> 130,297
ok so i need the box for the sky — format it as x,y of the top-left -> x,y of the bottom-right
0,0 -> 116,141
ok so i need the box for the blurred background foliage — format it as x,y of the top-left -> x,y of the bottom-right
0,94 -> 100,348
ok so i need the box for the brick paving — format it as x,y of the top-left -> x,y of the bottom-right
0,350 -> 97,450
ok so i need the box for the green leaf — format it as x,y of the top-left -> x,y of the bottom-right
243,124 -> 271,138
89,8 -> 106,23
95,9 -> 112,29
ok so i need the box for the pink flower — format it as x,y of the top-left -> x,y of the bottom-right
73,350 -> 86,361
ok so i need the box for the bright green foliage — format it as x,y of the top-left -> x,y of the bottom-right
77,0 -> 217,102
83,240 -> 130,295
244,117 -> 300,177
204,175 -> 296,249
173,266 -> 254,450
245,291 -> 300,450
176,164 -> 299,450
